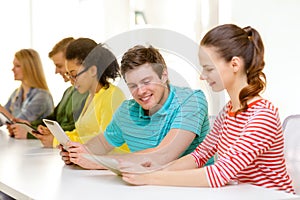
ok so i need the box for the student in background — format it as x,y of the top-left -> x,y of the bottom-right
121,24 -> 295,194
32,38 -> 127,151
31,37 -> 89,143
59,45 -> 212,170
9,37 -> 89,141
0,49 -> 54,138
34,37 -> 88,130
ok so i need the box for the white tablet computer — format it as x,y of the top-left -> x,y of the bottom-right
43,119 -> 70,149
0,112 -> 13,125
83,154 -> 121,176
16,122 -> 42,135
83,155 -> 165,176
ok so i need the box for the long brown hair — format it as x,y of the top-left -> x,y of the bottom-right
15,49 -> 49,91
201,24 -> 266,113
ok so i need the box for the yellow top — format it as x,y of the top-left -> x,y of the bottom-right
53,83 -> 129,152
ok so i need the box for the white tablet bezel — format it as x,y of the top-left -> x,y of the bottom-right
83,154 -> 121,175
43,119 -> 70,148
16,122 -> 41,135
0,112 -> 13,125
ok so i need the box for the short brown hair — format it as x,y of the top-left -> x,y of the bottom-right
48,37 -> 75,58
120,45 -> 168,82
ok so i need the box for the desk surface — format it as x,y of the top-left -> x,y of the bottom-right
0,129 -> 299,200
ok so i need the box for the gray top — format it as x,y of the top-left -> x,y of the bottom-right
4,87 -> 54,122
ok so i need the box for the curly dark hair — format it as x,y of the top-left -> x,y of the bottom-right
65,38 -> 97,65
83,44 -> 120,88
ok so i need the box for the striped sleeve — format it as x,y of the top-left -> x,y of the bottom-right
191,106 -> 226,167
205,109 -> 278,187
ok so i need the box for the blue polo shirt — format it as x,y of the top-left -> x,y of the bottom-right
104,84 -> 212,162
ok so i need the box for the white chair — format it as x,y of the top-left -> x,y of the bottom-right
282,115 -> 300,194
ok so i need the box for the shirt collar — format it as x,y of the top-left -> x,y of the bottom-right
138,84 -> 175,118
17,87 -> 33,100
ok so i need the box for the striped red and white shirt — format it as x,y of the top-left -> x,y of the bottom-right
191,99 -> 295,193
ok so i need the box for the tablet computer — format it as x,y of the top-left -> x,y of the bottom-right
16,122 -> 42,135
43,119 -> 70,149
83,155 -> 165,175
83,154 -> 121,176
0,112 -> 13,125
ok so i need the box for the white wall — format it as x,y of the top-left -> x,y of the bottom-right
220,0 -> 300,120
0,0 -> 31,104
1,0 -> 299,120
128,0 -> 224,116
0,0 -> 130,106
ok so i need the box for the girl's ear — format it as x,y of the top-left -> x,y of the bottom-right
89,65 -> 98,76
231,56 -> 242,73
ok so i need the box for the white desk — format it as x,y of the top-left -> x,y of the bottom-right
0,129 -> 299,200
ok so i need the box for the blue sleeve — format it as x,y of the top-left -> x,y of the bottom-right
103,104 -> 126,147
4,90 -> 17,112
171,90 -> 209,137
16,90 -> 54,121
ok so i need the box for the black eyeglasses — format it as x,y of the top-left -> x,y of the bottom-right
65,67 -> 89,80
